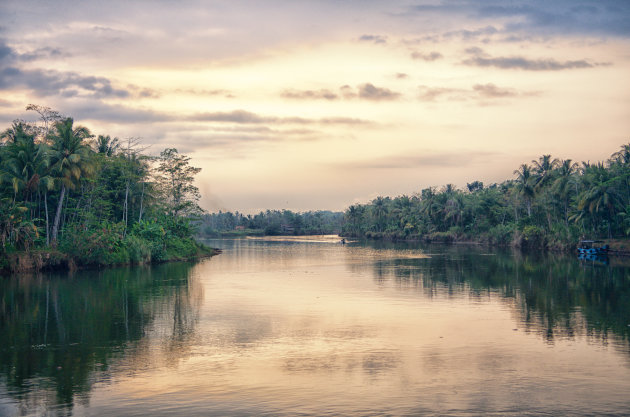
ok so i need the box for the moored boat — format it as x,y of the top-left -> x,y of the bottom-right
577,240 -> 609,255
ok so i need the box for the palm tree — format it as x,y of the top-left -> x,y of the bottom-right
1,121 -> 36,144
47,118 -> 94,244
531,154 -> 559,191
371,196 -> 388,232
345,204 -> 364,236
574,164 -> 623,238
611,143 -> 630,166
513,164 -> 534,217
2,132 -> 48,205
552,159 -> 579,224
96,135 -> 120,156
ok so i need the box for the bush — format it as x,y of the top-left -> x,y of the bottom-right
488,223 -> 516,245
60,222 -> 129,266
124,235 -> 152,264
130,220 -> 167,261
516,225 -> 547,249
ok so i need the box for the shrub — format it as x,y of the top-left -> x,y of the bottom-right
488,223 -> 516,245
60,222 -> 129,265
124,235 -> 152,264
518,225 -> 547,249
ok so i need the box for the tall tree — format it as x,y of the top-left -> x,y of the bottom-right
513,164 -> 534,217
48,118 -> 94,244
155,148 -> 202,219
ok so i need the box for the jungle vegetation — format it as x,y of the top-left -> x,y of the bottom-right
341,145 -> 630,249
0,105 -> 211,271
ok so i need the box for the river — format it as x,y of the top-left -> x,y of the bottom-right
1,237 -> 630,416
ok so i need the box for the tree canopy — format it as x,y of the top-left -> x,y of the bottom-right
0,106 -> 207,269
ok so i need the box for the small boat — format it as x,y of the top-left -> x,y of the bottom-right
577,240 -> 609,255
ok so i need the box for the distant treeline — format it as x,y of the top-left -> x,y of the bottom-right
199,210 -> 344,236
0,105 -> 212,272
341,144 -> 630,249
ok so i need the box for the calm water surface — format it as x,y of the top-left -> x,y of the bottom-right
1,238 -> 630,416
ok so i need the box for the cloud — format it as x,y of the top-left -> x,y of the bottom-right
357,83 -> 401,101
0,66 -> 132,98
281,89 -> 339,100
174,88 -> 232,97
418,83 -> 533,102
188,110 -> 372,125
282,84 -> 401,101
410,51 -> 443,61
395,73 -> 408,79
443,25 -> 499,40
359,34 -> 387,44
0,40 -> 69,63
462,47 -> 606,71
18,46 -> 68,62
477,2 -> 630,36
409,1 -> 630,37
0,39 -> 158,100
147,124 -> 329,154
63,101 -> 171,123
338,150 -> 499,170
472,83 -> 517,98
418,86 -> 465,102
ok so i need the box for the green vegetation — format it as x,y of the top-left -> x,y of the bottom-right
341,145 -> 630,250
198,209 -> 344,237
0,105 -> 214,273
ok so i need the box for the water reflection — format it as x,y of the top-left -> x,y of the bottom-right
0,262 -> 201,415
2,240 -> 630,416
348,241 -> 630,350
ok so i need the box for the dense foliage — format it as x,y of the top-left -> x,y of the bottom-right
341,145 -> 630,249
199,209 -> 344,236
0,106 -> 209,270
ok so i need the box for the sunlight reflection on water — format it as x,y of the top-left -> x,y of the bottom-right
2,239 -> 630,416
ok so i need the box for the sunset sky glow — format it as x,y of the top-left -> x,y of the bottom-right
1,0 -> 629,213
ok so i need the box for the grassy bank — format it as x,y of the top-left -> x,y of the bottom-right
1,220 -> 221,275
0,241 -> 220,274
346,229 -> 630,255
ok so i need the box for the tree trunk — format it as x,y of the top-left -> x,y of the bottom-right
123,180 -> 129,236
44,191 -> 50,246
526,199 -> 531,217
138,182 -> 145,222
51,184 -> 66,245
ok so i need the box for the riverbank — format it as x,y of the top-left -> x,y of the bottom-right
343,230 -> 630,254
0,241 -> 221,274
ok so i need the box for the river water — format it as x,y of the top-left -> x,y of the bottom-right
1,237 -> 630,416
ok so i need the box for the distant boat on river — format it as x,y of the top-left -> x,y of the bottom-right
577,240 -> 609,255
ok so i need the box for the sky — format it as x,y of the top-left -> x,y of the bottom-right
1,0 -> 629,214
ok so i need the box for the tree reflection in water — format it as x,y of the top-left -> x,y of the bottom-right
0,261 -> 201,415
2,242 -> 630,415
357,241 -> 630,352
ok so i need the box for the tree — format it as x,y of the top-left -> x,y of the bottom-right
96,135 -> 120,157
531,154 -> 559,191
26,104 -> 62,139
1,126 -> 46,204
48,118 -> 94,244
155,148 -> 202,218
513,164 -> 534,217
552,159 -> 579,224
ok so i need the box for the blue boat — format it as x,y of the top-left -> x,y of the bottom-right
577,240 -> 609,255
